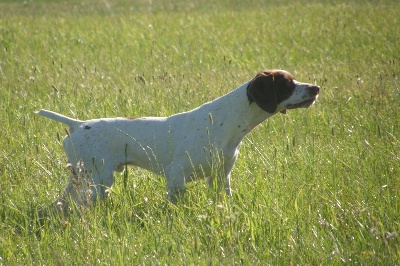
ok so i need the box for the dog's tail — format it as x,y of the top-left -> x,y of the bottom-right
35,109 -> 83,133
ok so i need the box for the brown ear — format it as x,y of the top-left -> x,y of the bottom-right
246,72 -> 277,113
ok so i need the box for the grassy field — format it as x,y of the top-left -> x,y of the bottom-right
1,0 -> 399,264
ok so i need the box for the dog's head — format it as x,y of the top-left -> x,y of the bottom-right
246,70 -> 319,114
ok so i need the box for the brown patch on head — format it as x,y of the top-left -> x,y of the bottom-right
246,70 -> 295,113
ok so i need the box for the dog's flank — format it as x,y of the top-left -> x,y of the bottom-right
36,69 -> 319,215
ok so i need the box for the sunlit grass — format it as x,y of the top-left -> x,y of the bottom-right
0,0 -> 399,264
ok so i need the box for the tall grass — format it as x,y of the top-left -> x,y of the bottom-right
1,0 -> 399,264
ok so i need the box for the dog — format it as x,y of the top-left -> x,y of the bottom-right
36,69 -> 319,213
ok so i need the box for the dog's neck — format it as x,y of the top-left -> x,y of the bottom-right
195,81 -> 273,145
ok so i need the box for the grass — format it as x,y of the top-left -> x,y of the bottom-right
1,0 -> 399,264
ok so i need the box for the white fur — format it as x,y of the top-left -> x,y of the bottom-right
36,70 -> 319,206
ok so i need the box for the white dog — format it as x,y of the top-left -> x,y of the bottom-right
36,70 -> 319,213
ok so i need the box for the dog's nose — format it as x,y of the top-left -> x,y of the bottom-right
309,85 -> 320,94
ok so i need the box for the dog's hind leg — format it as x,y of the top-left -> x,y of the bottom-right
38,160 -> 115,221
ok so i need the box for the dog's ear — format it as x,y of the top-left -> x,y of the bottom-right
246,72 -> 277,113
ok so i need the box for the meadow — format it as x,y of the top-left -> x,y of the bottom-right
0,0 -> 399,264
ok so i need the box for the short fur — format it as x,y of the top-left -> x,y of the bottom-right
36,69 -> 319,215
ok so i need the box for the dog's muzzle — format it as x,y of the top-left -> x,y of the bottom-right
287,85 -> 320,109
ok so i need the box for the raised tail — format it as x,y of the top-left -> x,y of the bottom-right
35,109 -> 83,132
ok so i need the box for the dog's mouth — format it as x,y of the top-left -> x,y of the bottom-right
280,95 -> 318,114
286,97 -> 317,109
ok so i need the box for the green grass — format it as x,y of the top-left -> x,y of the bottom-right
1,0 -> 399,264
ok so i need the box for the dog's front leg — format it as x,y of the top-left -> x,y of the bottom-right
166,175 -> 186,203
221,157 -> 236,196
167,186 -> 186,204
206,174 -> 232,196
224,174 -> 232,196
165,164 -> 186,203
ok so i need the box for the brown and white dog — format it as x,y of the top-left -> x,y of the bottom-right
36,70 -> 319,213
